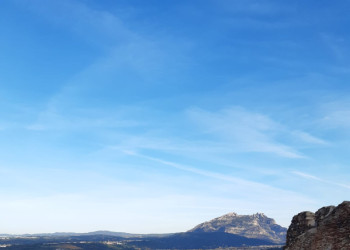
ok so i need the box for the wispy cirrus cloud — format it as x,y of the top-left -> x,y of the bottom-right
26,106 -> 146,131
20,0 -> 187,133
187,107 -> 305,158
123,150 -> 256,184
123,150 -> 313,200
320,33 -> 349,62
322,109 -> 350,128
319,100 -> 350,131
291,131 -> 328,145
120,150 -> 314,227
292,171 -> 350,190
102,106 -> 327,162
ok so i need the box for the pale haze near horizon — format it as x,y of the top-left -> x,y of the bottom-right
1,0 -> 350,234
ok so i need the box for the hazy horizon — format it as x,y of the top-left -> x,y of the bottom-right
1,0 -> 350,234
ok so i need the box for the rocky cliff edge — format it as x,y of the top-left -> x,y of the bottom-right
284,201 -> 350,250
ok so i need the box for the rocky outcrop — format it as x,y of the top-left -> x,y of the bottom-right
188,212 -> 287,244
284,201 -> 350,250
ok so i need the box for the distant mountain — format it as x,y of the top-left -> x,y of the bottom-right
0,212 -> 286,249
129,212 -> 286,249
130,232 -> 277,249
18,231 -> 171,238
83,231 -> 173,238
4,242 -> 135,250
188,212 -> 287,244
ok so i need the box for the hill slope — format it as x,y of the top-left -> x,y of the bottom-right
130,232 -> 277,249
188,212 -> 286,244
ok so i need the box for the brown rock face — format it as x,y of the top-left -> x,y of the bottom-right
284,201 -> 350,250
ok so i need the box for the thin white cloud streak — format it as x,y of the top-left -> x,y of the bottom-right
108,138 -> 257,173
21,2 -> 327,162
120,150 -> 316,227
102,106 -> 327,164
292,171 -> 322,181
26,108 -> 144,131
320,33 -> 348,62
123,150 -> 310,200
320,100 -> 350,130
292,171 -> 350,190
322,110 -> 350,128
291,131 -> 328,145
123,150 -> 251,184
187,107 -> 305,158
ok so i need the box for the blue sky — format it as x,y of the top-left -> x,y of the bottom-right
1,0 -> 350,234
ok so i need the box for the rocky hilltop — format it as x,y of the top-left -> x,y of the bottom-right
284,201 -> 350,250
188,212 -> 287,244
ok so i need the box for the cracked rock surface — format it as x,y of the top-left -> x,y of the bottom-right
284,201 -> 350,250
